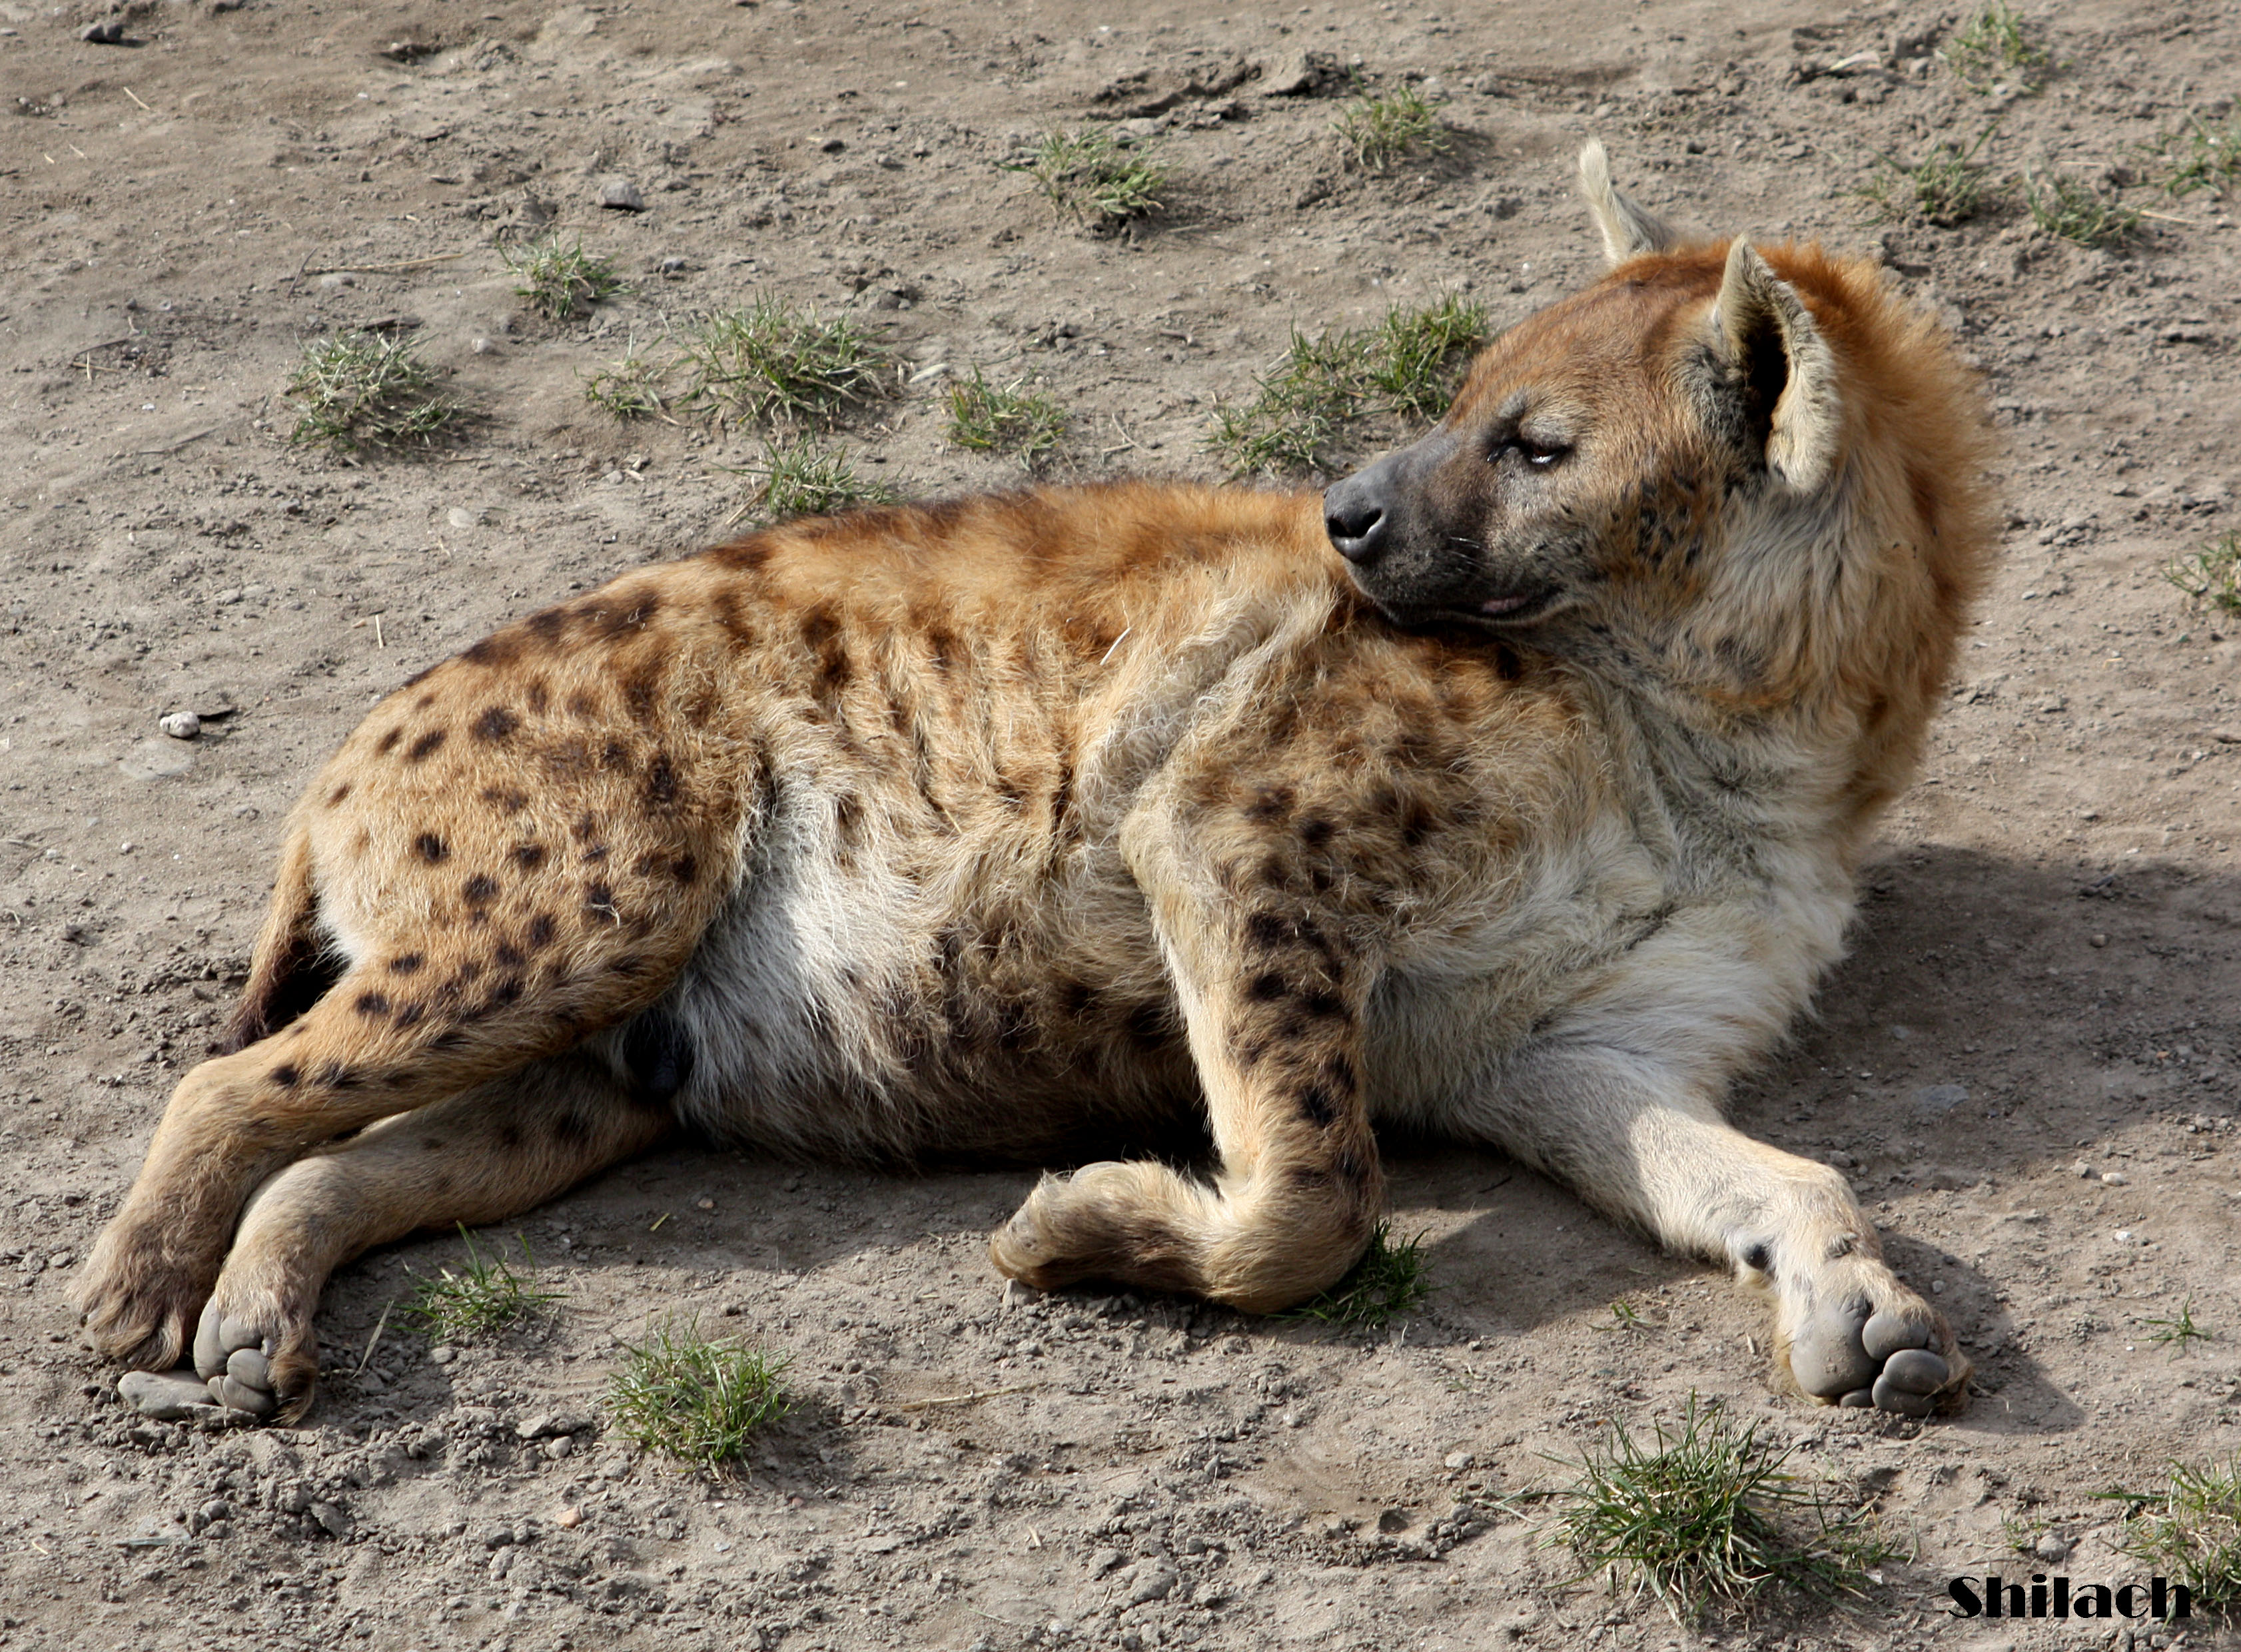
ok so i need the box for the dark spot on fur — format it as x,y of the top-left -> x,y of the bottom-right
489,975 -> 524,1008
528,914 -> 556,948
600,739 -> 632,773
1296,1084 -> 1340,1127
482,786 -> 530,814
498,1124 -> 524,1150
462,633 -> 519,667
1244,912 -> 1290,951
316,1062 -> 360,1090
610,955 -> 645,976
1320,1053 -> 1359,1096
622,665 -> 663,724
374,728 -> 400,756
642,753 -> 679,809
525,679 -> 549,716
713,536 -> 771,574
552,1108 -> 592,1150
354,991 -> 391,1017
1741,1242 -> 1772,1274
526,608 -> 568,647
584,882 -> 619,923
1246,972 -> 1288,1003
1298,815 -> 1334,849
511,843 -> 546,871
463,873 -> 500,905
473,705 -> 521,743
406,728 -> 447,763
566,691 -> 596,719
1826,1234 -> 1857,1260
390,953 -> 424,975
270,1064 -> 301,1088
1124,999 -> 1168,1051
670,853 -> 697,885
326,782 -> 351,807
1244,785 -> 1294,823
414,833 -> 448,864
1298,989 -> 1345,1019
495,942 -> 526,968
394,1002 -> 426,1029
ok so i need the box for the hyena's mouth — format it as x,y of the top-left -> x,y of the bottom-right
1476,586 -> 1562,623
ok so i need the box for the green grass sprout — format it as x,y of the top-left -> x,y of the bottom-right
501,230 -> 628,320
944,368 -> 1070,466
1282,1222 -> 1432,1329
284,330 -> 462,452
1334,86 -> 1451,172
403,1225 -> 564,1342
608,1319 -> 791,1473
1547,1396 -> 1900,1623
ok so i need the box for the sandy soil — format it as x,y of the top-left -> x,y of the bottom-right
2,1 -> 2238,1648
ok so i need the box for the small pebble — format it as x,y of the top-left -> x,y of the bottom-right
2035,1533 -> 2071,1563
1442,1450 -> 1474,1470
82,18 -> 126,44
159,711 -> 201,741
598,177 -> 646,212
2100,1170 -> 2128,1186
556,1505 -> 583,1529
819,137 -> 847,153
430,1344 -> 457,1364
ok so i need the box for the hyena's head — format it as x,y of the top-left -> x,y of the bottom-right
1326,143 -> 1997,809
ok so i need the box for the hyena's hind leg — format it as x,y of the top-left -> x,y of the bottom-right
193,1048 -> 677,1419
77,827 -> 721,1372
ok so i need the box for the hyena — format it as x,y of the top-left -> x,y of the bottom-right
79,145 -> 1993,1422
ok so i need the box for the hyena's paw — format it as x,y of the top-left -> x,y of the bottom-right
1782,1268 -> 1970,1418
989,1162 -> 1200,1299
75,1215 -> 223,1372
189,1272 -> 322,1424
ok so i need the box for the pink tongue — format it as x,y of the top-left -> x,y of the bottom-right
1480,594 -> 1532,615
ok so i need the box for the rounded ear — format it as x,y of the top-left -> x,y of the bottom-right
1711,238 -> 1842,493
1578,139 -> 1678,265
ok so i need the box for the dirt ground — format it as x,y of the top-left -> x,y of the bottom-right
2,0 -> 2238,1648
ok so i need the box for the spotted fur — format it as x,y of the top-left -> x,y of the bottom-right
79,148 -> 1993,1421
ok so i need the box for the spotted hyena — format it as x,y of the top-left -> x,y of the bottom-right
79,145 -> 1993,1422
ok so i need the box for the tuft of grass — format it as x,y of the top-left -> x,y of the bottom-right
2148,110 -> 2241,200
1282,1222 -> 1432,1329
675,296 -> 899,428
726,436 -> 901,526
1546,1396 -> 1900,1624
402,1225 -> 564,1342
581,342 -> 671,421
2143,1299 -> 2215,1350
1856,125 -> 2003,228
943,368 -> 1069,466
284,330 -> 462,452
1208,293 -> 1486,476
1364,293 -> 1489,418
501,230 -> 628,320
608,1319 -> 791,1473
2101,1459 -> 2241,1610
1333,85 -> 1450,173
2164,530 -> 2241,616
2023,171 -> 2142,248
1939,0 -> 2049,95
1006,128 -> 1168,228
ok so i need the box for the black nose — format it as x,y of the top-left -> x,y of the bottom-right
1323,468 -> 1392,566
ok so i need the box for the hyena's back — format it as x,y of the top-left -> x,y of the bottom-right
244,483 -> 1416,1163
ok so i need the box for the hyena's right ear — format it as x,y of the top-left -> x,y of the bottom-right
1578,139 -> 1678,265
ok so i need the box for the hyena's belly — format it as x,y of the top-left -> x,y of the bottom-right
590,839 -> 1200,1164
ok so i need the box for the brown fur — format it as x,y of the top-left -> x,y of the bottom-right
78,149 -> 1994,1422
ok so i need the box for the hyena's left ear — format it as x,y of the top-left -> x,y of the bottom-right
1709,237 -> 1843,494
1578,139 -> 1678,264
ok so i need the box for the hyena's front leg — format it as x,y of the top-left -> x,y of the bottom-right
1465,1042 -> 1969,1416
991,877 -> 1384,1314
